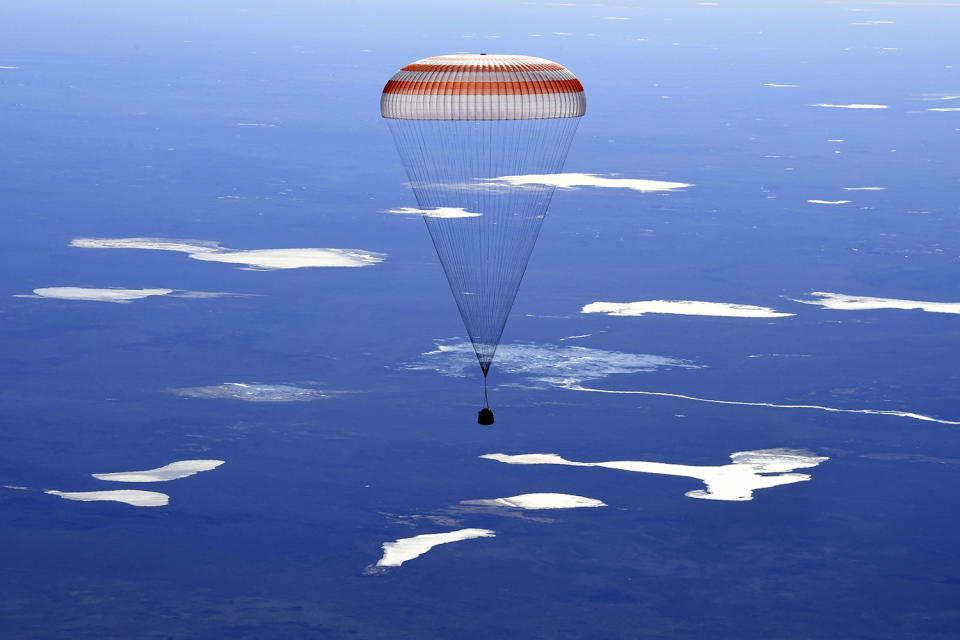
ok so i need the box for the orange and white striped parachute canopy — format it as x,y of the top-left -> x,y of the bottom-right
381,54 -> 586,120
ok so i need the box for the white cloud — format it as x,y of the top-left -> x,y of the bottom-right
561,381 -> 960,425
45,490 -> 169,507
385,207 -> 482,219
811,104 -> 888,109
843,187 -> 884,191
793,291 -> 960,314
0,65 -> 19,70
71,237 -> 385,270
15,287 -> 173,303
582,300 -> 794,318
485,173 -> 692,192
460,493 -> 606,509
929,108 -> 960,112
376,528 -> 495,567
407,340 -> 699,385
605,16 -> 630,20
807,200 -> 852,204
763,83 -> 799,88
92,460 -> 224,483
481,449 -> 828,502
170,382 -> 327,402
920,95 -> 960,101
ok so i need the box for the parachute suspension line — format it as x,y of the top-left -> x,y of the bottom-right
482,370 -> 489,409
388,117 -> 580,379
477,368 -> 493,425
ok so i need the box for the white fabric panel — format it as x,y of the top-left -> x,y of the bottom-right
405,54 -> 556,66
382,92 -> 585,120
389,69 -> 577,84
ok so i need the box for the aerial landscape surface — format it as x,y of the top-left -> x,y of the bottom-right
1,0 -> 959,637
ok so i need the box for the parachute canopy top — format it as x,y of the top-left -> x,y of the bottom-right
381,54 -> 586,121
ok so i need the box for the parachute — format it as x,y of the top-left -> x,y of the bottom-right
382,54 -> 585,424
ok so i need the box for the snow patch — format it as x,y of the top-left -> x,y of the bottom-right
481,449 -> 828,502
385,207 -> 482,218
793,291 -> 960,314
170,383 -> 327,402
407,340 -> 699,385
811,103 -> 887,109
45,490 -> 169,507
70,237 -> 385,270
15,287 -> 173,303
484,173 -> 692,192
375,528 -> 495,567
92,460 -> 224,483
461,493 -> 606,509
582,300 -> 793,318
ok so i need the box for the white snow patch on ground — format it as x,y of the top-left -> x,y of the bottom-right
407,340 -> 699,385
460,493 -> 606,509
385,207 -> 482,218
811,103 -> 887,109
582,300 -> 793,318
793,291 -> 960,314
92,460 -> 224,483
376,528 -> 495,567
71,237 -> 385,270
485,173 -> 692,192
170,383 -> 327,402
71,237 -> 220,253
15,287 -> 174,303
15,287 -> 243,303
481,449 -> 828,501
188,248 -> 382,269
45,490 -> 169,507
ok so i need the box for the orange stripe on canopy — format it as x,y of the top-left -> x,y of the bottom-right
383,78 -> 584,96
